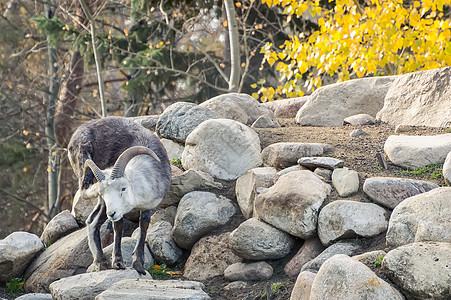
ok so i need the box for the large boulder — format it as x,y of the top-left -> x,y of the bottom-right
384,134 -> 451,169
331,167 -> 359,197
156,101 -> 218,142
183,232 -> 242,281
160,138 -> 184,161
383,242 -> 451,300
0,232 -> 44,283
254,170 -> 332,239
49,268 -> 151,300
199,93 -> 276,125
229,218 -> 294,260
262,97 -> 309,118
386,187 -> 451,248
182,119 -> 262,180
261,143 -> 333,169
309,255 -> 404,300
290,271 -> 316,300
172,191 -> 236,249
377,67 -> 451,127
363,177 -> 439,209
443,151 -> 451,184
317,200 -> 388,246
284,237 -> 325,277
224,261 -> 273,281
146,221 -> 182,266
296,76 -> 395,126
99,237 -> 153,271
40,210 -> 79,246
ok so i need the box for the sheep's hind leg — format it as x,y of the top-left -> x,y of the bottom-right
86,198 -> 109,271
112,218 -> 125,269
132,209 -> 154,275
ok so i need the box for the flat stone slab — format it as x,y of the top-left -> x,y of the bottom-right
298,157 -> 344,170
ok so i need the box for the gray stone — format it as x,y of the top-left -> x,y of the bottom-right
224,262 -> 273,281
40,210 -> 79,246
156,102 -> 218,142
352,250 -> 387,268
182,119 -> 262,180
172,191 -> 236,249
96,279 -> 210,300
377,66 -> 451,127
443,151 -> 451,184
310,255 -> 404,300
15,294 -> 53,300
49,268 -> 151,300
274,165 -> 309,182
313,168 -> 333,183
263,97 -> 308,118
363,177 -> 439,209
394,124 -> 413,134
383,242 -> 451,300
160,138 -> 184,161
146,221 -> 182,266
254,171 -> 332,239
150,206 -> 177,226
384,134 -> 451,169
301,241 -> 361,272
318,200 -> 388,246
331,167 -> 359,197
235,167 -> 277,219
224,281 -> 247,290
386,187 -> 451,248
343,114 -> 376,126
298,157 -> 344,170
229,218 -> 294,260
284,237 -> 325,277
130,115 -> 159,131
290,271 -> 316,300
0,232 -> 44,283
251,114 -> 281,128
200,93 -> 276,125
161,169 -> 223,207
71,189 -> 96,224
296,76 -> 395,126
262,143 -> 333,169
184,233 -> 242,281
349,128 -> 368,137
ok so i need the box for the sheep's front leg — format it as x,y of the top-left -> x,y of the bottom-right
132,209 -> 154,275
86,197 -> 109,271
112,218 -> 125,269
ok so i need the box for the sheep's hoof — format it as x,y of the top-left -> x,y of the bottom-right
112,258 -> 125,270
132,261 -> 147,275
89,260 -> 109,272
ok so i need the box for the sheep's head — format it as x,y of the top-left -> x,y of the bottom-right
82,146 -> 161,222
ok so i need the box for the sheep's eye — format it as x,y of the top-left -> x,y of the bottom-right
121,187 -> 126,191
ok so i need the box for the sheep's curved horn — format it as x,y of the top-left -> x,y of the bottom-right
111,146 -> 161,179
83,159 -> 106,182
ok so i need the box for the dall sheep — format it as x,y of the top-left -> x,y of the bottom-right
67,116 -> 171,274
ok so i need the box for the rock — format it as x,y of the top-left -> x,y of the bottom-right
15,293 -> 53,300
261,142 -> 333,169
343,113 -> 376,126
224,281 -> 247,290
263,97 -> 308,118
251,114 -> 280,128
290,271 -> 316,300
171,165 -> 184,176
363,177 -> 439,209
254,171 -> 332,239
310,255 -> 404,300
0,232 -> 44,283
298,157 -> 344,170
386,187 -> 451,248
151,206 -> 177,226
349,128 -> 367,137
284,237 -> 325,277
383,242 -> 451,300
274,165 -> 308,181
96,279 -> 210,300
224,262 -> 273,281
394,124 -> 413,134
24,227 -> 111,293
235,167 -> 277,219
317,200 -> 388,246
183,232 -> 242,281
161,169 -> 223,207
146,221 -> 182,266
71,189 -> 97,224
296,76 -> 395,126
377,66 -> 451,127
49,268 -> 151,300
182,119 -> 262,180
229,218 -> 294,260
40,210 -> 79,246
199,93 -> 276,125
301,241 -> 361,272
130,115 -> 159,131
443,151 -> 451,184
172,191 -> 236,249
352,250 -> 387,268
384,134 -> 451,169
313,168 -> 333,183
156,102 -> 218,142
331,167 -> 359,197
160,138 -> 184,161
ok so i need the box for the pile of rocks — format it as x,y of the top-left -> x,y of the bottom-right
1,67 -> 450,300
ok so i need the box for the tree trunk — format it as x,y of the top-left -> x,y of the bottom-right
224,0 -> 240,92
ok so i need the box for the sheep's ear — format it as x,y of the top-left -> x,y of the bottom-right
83,159 -> 106,183
111,146 -> 161,179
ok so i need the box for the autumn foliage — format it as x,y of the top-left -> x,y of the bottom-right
254,0 -> 451,101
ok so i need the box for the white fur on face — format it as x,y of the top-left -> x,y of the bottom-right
102,177 -> 133,222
